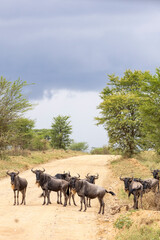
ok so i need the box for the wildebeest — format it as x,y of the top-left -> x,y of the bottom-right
68,173 -> 81,206
85,173 -> 99,207
55,171 -> 71,181
151,169 -> 160,192
70,178 -> 115,214
31,168 -> 69,206
138,178 -> 159,193
54,171 -> 71,204
120,176 -> 143,209
6,170 -> 28,205
151,169 -> 160,180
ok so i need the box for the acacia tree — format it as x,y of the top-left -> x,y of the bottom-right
69,141 -> 89,152
139,68 -> 160,153
10,118 -> 35,150
0,77 -> 32,156
96,70 -> 150,157
50,115 -> 72,150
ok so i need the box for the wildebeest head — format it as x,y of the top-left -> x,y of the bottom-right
31,168 -> 45,184
69,174 -> 80,189
63,171 -> 71,181
85,173 -> 99,184
6,171 -> 19,185
120,176 -> 133,192
151,169 -> 160,180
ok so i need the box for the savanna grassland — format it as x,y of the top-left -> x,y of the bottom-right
110,151 -> 160,240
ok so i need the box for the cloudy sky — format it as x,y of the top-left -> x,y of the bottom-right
1,0 -> 160,149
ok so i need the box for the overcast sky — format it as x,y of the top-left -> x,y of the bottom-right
1,0 -> 160,149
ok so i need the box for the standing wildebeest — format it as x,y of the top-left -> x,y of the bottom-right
31,168 -> 69,206
151,169 -> 160,192
85,173 -> 99,207
6,170 -> 28,205
139,178 -> 159,193
120,176 -> 143,209
68,173 -> 81,206
54,171 -> 71,204
70,178 -> 115,214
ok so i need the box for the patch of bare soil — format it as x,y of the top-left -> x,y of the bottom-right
0,155 -> 122,240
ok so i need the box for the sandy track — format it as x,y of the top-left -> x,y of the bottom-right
0,155 -> 118,240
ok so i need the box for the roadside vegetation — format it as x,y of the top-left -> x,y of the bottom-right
0,149 -> 84,179
110,151 -> 160,240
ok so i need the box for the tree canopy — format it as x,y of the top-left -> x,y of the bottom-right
0,77 -> 33,155
50,115 -> 72,150
96,69 -> 160,156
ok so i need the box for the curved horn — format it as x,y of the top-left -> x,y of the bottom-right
95,173 -> 99,179
15,170 -> 19,176
77,173 -> 80,179
31,168 -> 36,173
41,168 -> 45,172
6,170 -> 11,176
120,175 -> 124,181
85,173 -> 89,178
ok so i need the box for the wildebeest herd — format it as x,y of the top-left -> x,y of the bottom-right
7,168 -> 160,213
120,169 -> 160,209
6,169 -> 115,214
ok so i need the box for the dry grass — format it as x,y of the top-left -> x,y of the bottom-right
110,153 -> 160,239
0,149 -> 85,178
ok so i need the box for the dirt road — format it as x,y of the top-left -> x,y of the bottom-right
0,155 -> 119,240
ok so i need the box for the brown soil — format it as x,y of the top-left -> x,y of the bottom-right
0,155 -> 123,240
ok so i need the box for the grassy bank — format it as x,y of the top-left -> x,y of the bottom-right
110,151 -> 160,240
0,149 -> 85,178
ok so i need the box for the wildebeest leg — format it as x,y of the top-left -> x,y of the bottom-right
46,190 -> 50,205
133,192 -> 137,209
57,191 -> 60,204
88,198 -> 91,207
13,190 -> 16,205
62,190 -> 67,207
68,191 -> 71,205
136,195 -> 139,209
79,197 -> 83,211
83,197 -> 87,212
102,200 -> 105,214
17,190 -> 19,205
20,189 -> 25,205
42,190 -> 47,205
23,187 -> 27,205
60,190 -> 63,204
48,190 -> 51,204
72,193 -> 77,206
98,197 -> 102,214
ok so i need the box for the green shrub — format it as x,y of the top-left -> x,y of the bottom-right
69,141 -> 88,152
114,214 -> 133,230
90,146 -> 111,155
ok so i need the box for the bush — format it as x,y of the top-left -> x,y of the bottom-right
114,214 -> 133,230
29,136 -> 50,151
90,146 -> 111,155
69,141 -> 88,152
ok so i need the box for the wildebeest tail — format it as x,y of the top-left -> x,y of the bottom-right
105,190 -> 116,196
67,185 -> 70,196
39,193 -> 44,198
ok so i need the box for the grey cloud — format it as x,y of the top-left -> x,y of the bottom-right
0,0 -> 160,98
